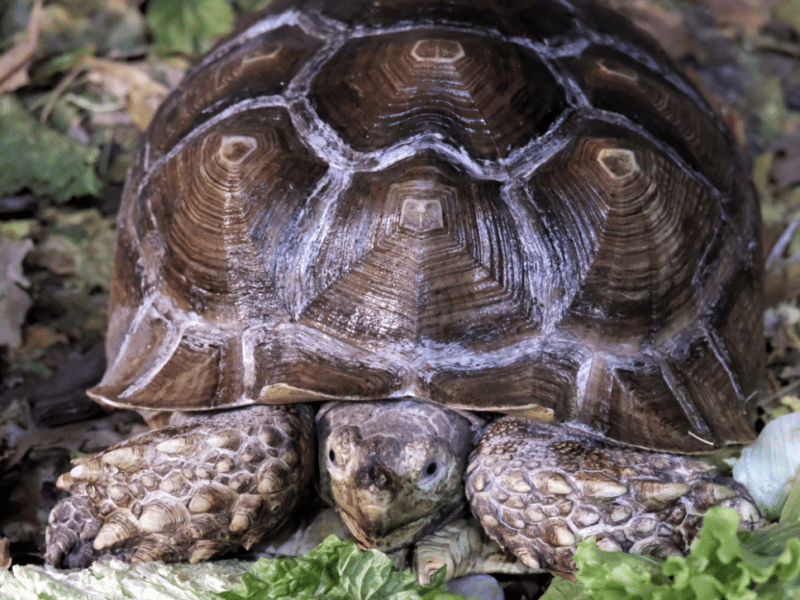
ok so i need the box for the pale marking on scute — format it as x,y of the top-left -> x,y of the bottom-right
189,493 -> 214,514
139,504 -> 171,533
471,472 -> 487,492
588,31 -> 710,111
410,39 -> 466,64
503,471 -> 532,493
597,147 -> 639,180
190,10 -> 307,72
70,463 -> 99,481
481,514 -> 499,527
549,523 -> 576,546
607,504 -> 633,524
243,43 -> 283,64
400,198 -> 445,232
596,59 -> 638,82
102,447 -> 145,471
218,135 -> 259,166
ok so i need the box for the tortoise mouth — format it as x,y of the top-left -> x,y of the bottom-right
338,507 -> 432,552
338,497 -> 468,552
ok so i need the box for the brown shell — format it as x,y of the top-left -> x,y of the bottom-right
90,0 -> 762,454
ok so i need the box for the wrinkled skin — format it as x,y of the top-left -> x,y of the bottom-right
316,400 -> 764,572
317,400 -> 481,551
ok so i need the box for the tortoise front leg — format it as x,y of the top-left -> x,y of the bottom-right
46,404 -> 313,568
465,417 -> 763,572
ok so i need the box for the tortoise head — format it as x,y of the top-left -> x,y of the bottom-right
316,399 -> 479,551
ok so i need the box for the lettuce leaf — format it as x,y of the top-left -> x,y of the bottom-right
573,507 -> 800,600
217,535 -> 466,600
0,95 -> 101,202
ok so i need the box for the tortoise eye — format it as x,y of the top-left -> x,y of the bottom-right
328,448 -> 337,465
422,460 -> 438,478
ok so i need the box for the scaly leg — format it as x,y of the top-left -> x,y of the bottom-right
46,404 -> 313,568
466,417 -> 763,572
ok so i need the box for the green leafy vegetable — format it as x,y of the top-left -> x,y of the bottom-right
0,558 -> 250,600
0,94 -> 101,202
217,535 -> 466,600
573,507 -> 800,600
146,0 -> 235,56
539,575 -> 588,600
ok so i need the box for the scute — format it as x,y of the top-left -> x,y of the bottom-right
310,30 -> 566,158
91,0 -> 761,454
528,120 -> 722,342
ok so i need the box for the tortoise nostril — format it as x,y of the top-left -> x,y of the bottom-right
355,464 -> 393,491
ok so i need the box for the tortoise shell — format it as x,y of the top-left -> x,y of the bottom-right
90,0 -> 762,454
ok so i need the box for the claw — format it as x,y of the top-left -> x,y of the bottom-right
94,509 -> 140,550
230,494 -> 266,533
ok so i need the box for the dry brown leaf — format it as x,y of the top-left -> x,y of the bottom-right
700,0 -> 781,38
4,413 -> 147,471
770,137 -> 800,189
0,538 -> 10,570
5,324 -> 69,364
766,262 -> 800,306
612,0 -> 691,60
0,239 -> 33,348
82,57 -> 170,131
0,1 -> 43,94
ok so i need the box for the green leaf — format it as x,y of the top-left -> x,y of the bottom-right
574,508 -> 800,600
217,535 -> 466,600
0,94 -> 101,202
782,479 -> 800,524
0,558 -> 250,600
539,575 -> 588,600
146,0 -> 235,56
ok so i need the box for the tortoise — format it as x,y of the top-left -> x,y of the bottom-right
45,0 -> 765,574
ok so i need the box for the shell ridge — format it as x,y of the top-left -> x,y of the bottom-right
702,324 -> 745,403
116,305 -> 199,399
653,354 -> 715,445
100,294 -> 157,380
274,167 -> 353,319
584,31 -> 714,118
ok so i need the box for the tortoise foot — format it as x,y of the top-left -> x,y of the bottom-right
46,495 -> 136,568
465,417 -> 763,572
413,518 -> 540,584
45,405 -> 314,567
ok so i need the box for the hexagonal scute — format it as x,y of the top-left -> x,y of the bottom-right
310,31 -> 566,158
